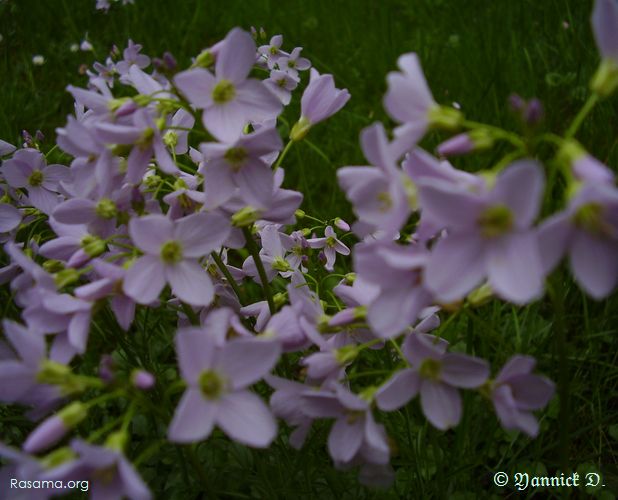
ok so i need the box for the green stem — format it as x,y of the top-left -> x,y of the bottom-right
461,120 -> 525,149
565,93 -> 599,139
211,251 -> 245,305
273,140 -> 294,171
181,303 -> 200,326
87,415 -> 124,443
548,275 -> 570,471
242,227 -> 275,314
85,389 -> 124,409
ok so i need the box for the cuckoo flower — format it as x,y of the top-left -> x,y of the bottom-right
95,107 -> 179,183
42,439 -> 151,500
538,181 -> 618,299
266,375 -> 316,449
52,188 -> 126,239
338,123 -> 412,239
264,69 -> 300,105
420,160 -> 545,304
200,125 -> 282,209
0,139 -> 16,156
290,68 -> 350,140
168,326 -> 280,447
302,384 -> 390,466
242,224 -> 296,281
1,149 -> 69,214
0,203 -> 21,233
307,225 -> 350,271
0,320 -> 60,407
491,355 -> 555,437
591,0 -> 618,95
75,259 -> 136,331
115,39 -> 150,75
375,333 -> 489,430
383,53 -> 437,153
123,212 -> 230,306
257,34 -> 285,68
354,240 -> 433,338
278,47 -> 311,77
174,28 -> 282,142
0,443 -> 55,499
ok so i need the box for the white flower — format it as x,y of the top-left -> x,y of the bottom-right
32,55 -> 45,66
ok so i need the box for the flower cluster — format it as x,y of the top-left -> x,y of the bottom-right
0,1 -> 616,495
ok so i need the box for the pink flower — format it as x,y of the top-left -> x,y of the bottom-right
168,324 -> 280,447
123,212 -> 230,306
491,355 -> 554,437
174,28 -> 282,142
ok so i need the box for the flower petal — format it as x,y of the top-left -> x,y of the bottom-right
424,233 -> 487,302
174,212 -> 230,257
218,338 -> 281,389
327,416 -> 364,463
217,391 -> 277,447
375,368 -> 420,411
216,28 -> 256,84
420,380 -> 461,430
490,160 -> 544,228
166,260 -> 214,306
440,353 -> 489,388
173,68 -> 216,108
168,389 -> 217,443
128,215 -> 174,254
122,255 -> 166,305
487,232 -> 544,304
569,230 -> 618,299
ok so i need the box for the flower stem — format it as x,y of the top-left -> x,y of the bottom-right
273,140 -> 294,171
211,251 -> 245,306
181,303 -> 200,325
565,93 -> 599,139
242,227 -> 276,314
548,274 -> 570,471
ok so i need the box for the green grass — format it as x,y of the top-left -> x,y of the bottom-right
1,0 -> 618,498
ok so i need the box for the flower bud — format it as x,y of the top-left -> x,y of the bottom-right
334,345 -> 359,364
427,105 -> 463,131
591,58 -> 618,97
273,292 -> 287,308
438,129 -> 493,157
467,282 -> 494,306
54,268 -> 80,288
508,93 -> 526,113
39,447 -> 76,469
231,206 -> 260,227
290,117 -> 311,141
131,369 -> 155,390
81,235 -> 107,258
334,217 -> 350,232
524,98 -> 544,126
294,209 -> 306,219
23,402 -> 88,454
99,354 -> 115,383
193,49 -> 215,69
43,259 -> 64,273
105,430 -> 127,451
37,361 -> 89,395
